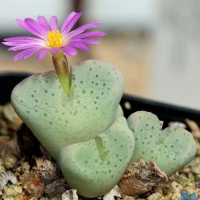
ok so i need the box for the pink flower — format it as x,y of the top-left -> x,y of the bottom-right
2,12 -> 106,61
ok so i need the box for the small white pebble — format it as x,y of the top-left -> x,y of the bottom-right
168,121 -> 186,129
103,185 -> 121,200
62,189 -> 79,200
0,171 -> 17,191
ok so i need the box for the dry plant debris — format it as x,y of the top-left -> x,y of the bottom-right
118,158 -> 168,196
0,103 -> 200,199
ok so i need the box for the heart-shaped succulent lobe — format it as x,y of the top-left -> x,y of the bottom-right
127,111 -> 197,176
11,60 -> 124,159
57,117 -> 135,198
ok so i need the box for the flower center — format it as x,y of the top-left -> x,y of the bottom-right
47,30 -> 63,47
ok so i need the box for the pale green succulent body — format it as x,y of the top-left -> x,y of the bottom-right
58,117 -> 134,198
11,60 -> 124,159
11,60 -> 197,198
127,111 -> 197,176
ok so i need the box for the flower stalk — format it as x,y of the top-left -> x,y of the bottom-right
52,51 -> 71,96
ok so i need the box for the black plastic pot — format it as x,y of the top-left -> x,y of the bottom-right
1,72 -> 200,129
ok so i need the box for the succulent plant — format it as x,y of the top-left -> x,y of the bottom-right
127,111 -> 197,176
11,60 -> 124,159
2,12 -> 198,198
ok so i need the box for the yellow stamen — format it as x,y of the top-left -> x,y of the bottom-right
47,30 -> 63,47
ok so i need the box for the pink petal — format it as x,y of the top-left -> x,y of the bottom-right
37,16 -> 51,31
73,31 -> 106,39
50,16 -> 58,31
67,22 -> 102,40
13,47 -> 41,61
16,19 -> 43,38
3,36 -> 43,43
61,12 -> 82,36
7,43 -> 42,51
50,48 -> 60,54
37,49 -> 49,60
62,46 -> 77,56
70,39 -> 100,45
68,42 -> 89,51
25,18 -> 47,38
